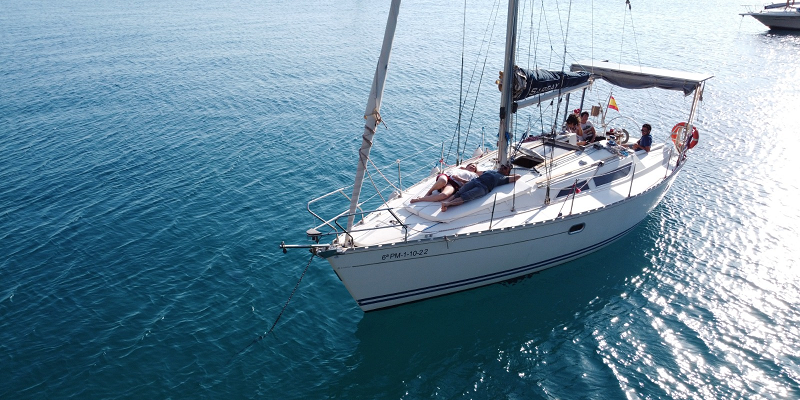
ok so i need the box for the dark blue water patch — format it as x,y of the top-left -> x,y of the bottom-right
2,0 -> 800,398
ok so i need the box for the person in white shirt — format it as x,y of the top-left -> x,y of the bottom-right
411,163 -> 480,203
578,111 -> 597,144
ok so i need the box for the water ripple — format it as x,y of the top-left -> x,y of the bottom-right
3,0 -> 800,399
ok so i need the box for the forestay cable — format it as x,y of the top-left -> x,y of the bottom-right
228,254 -> 315,363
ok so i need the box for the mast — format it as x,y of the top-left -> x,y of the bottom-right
498,0 -> 519,166
346,0 -> 402,232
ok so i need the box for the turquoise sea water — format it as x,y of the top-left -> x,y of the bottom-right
2,0 -> 800,398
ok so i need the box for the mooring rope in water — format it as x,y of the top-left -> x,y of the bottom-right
228,253 -> 315,364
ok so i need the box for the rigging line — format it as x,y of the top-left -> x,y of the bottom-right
347,159 -> 397,212
526,0 -> 537,69
446,0 -> 499,166
520,0 -> 536,94
627,2 -> 643,69
545,0 -> 573,135
509,117 -> 531,161
517,0 -> 525,64
325,141 -> 449,207
228,253 -> 315,364
624,3 -> 659,111
560,0 -> 573,73
383,139 -> 447,172
525,2 -> 549,130
517,0 -> 532,63
542,0 -> 555,68
542,133 -> 553,204
364,166 -> 391,208
460,0 -> 500,112
532,0 -> 541,67
463,0 -> 501,138
328,142 -> 443,198
460,0 -> 502,156
618,0 -> 627,66
455,0 -> 467,164
556,166 -> 600,216
396,140 -> 449,166
536,102 -> 547,137
552,0 -> 567,67
525,0 -> 532,68
519,1 -> 569,142
365,158 -> 397,206
541,104 -> 561,203
462,55 -> 490,152
534,0 -> 545,68
446,0 -> 496,165
405,210 -> 509,234
368,156 -> 400,192
556,179 -> 577,216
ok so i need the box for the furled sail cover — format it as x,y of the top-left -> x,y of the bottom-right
497,66 -> 591,101
571,59 -> 713,95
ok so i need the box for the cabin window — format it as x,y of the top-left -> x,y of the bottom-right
556,180 -> 587,198
592,164 -> 632,187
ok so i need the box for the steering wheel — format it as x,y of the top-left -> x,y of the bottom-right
602,115 -> 641,145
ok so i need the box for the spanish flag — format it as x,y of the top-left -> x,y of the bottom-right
608,96 -> 619,112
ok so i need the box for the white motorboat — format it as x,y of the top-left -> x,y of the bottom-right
741,2 -> 800,30
281,1 -> 713,311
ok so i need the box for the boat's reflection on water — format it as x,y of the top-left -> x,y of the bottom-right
763,28 -> 800,37
328,219 -> 661,397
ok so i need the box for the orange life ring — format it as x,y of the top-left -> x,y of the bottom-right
670,122 -> 699,150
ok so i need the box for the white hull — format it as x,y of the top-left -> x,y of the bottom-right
322,161 -> 680,311
742,11 -> 800,30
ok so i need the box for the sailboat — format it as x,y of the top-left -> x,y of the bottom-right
281,0 -> 713,311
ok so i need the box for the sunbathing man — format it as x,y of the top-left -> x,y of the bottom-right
440,164 -> 520,212
410,163 -> 479,203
